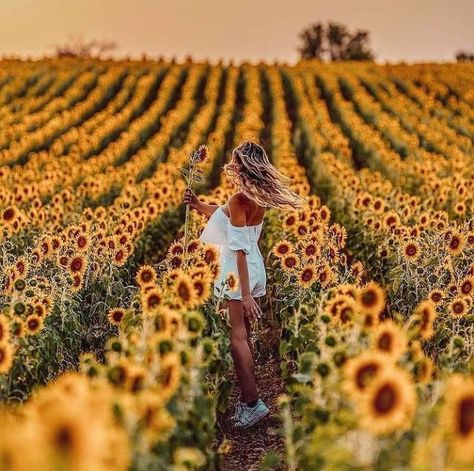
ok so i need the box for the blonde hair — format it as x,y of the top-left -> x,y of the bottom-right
223,140 -> 307,210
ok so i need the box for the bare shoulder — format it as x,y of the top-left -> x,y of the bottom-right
228,193 -> 248,226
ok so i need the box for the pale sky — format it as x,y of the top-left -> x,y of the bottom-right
0,0 -> 472,63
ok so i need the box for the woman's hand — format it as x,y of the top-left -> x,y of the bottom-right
242,294 -> 263,322
183,187 -> 199,210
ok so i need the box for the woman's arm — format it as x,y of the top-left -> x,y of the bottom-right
183,188 -> 219,219
229,196 -> 263,320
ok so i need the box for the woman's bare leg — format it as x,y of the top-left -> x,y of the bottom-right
228,299 -> 258,403
244,310 -> 255,364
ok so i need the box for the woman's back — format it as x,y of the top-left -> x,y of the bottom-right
221,192 -> 266,227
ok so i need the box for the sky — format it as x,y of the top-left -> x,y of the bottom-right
0,0 -> 473,63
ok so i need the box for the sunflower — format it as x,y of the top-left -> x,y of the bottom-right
0,343 -> 13,374
168,241 -> 185,257
358,366 -> 416,435
11,317 -> 26,338
412,356 -> 434,384
297,265 -> 317,289
173,273 -> 197,308
401,239 -> 421,262
2,206 -> 17,224
202,246 -> 219,266
319,206 -> 331,223
383,211 -> 400,230
75,233 -> 90,252
25,314 -> 44,335
113,248 -> 129,267
0,316 -> 10,344
324,294 -> 347,319
466,231 -> 474,247
357,281 -> 386,316
15,256 -> 29,277
135,265 -> 158,289
108,308 -> 126,326
447,230 -> 466,256
142,288 -> 163,316
282,214 -> 297,231
448,297 -> 469,318
225,272 -> 239,292
335,297 -> 359,326
342,350 -> 387,399
152,306 -> 175,334
157,352 -> 181,401
126,365 -> 147,393
459,276 -> 474,297
350,261 -> 365,285
152,331 -> 175,357
428,289 -> 444,305
192,276 -> 212,302
414,300 -> 437,340
440,374 -> 474,462
281,254 -> 300,271
371,320 -> 408,360
317,262 -> 334,288
168,254 -> 184,270
302,240 -> 320,259
167,310 -> 184,337
295,221 -> 309,237
70,274 -> 84,293
187,239 -> 201,254
271,240 -> 294,259
68,255 -> 87,275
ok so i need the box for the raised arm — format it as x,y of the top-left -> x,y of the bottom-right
183,188 -> 219,219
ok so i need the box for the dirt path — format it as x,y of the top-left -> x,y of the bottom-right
212,309 -> 287,471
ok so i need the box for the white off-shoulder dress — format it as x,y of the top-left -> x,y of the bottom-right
199,205 -> 266,300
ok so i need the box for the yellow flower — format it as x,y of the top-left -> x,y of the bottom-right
357,281 -> 386,317
358,366 -> 416,435
271,240 -> 294,259
107,308 -> 126,326
370,319 -> 408,361
401,239 -> 421,262
135,265 -> 158,288
226,272 -> 239,292
448,297 -> 469,318
446,230 -> 466,256
414,300 -> 437,340
297,264 -> 317,289
342,350 -> 387,399
0,343 -> 14,374
441,374 -> 474,462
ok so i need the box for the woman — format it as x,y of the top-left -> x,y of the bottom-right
183,140 -> 305,429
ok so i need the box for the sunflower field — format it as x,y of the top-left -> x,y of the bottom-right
0,57 -> 473,471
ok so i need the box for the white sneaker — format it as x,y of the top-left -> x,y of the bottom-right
231,400 -> 245,422
234,399 -> 270,429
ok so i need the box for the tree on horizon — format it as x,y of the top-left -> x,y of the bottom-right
298,21 -> 375,61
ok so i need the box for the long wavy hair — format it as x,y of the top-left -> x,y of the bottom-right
223,140 -> 307,209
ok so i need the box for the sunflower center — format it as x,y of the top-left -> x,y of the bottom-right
178,283 -> 190,301
378,333 -> 392,351
453,302 -> 464,314
374,384 -> 397,414
356,363 -> 378,389
362,290 -> 376,307
55,424 -> 74,453
462,282 -> 472,295
450,237 -> 459,249
459,397 -> 474,437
